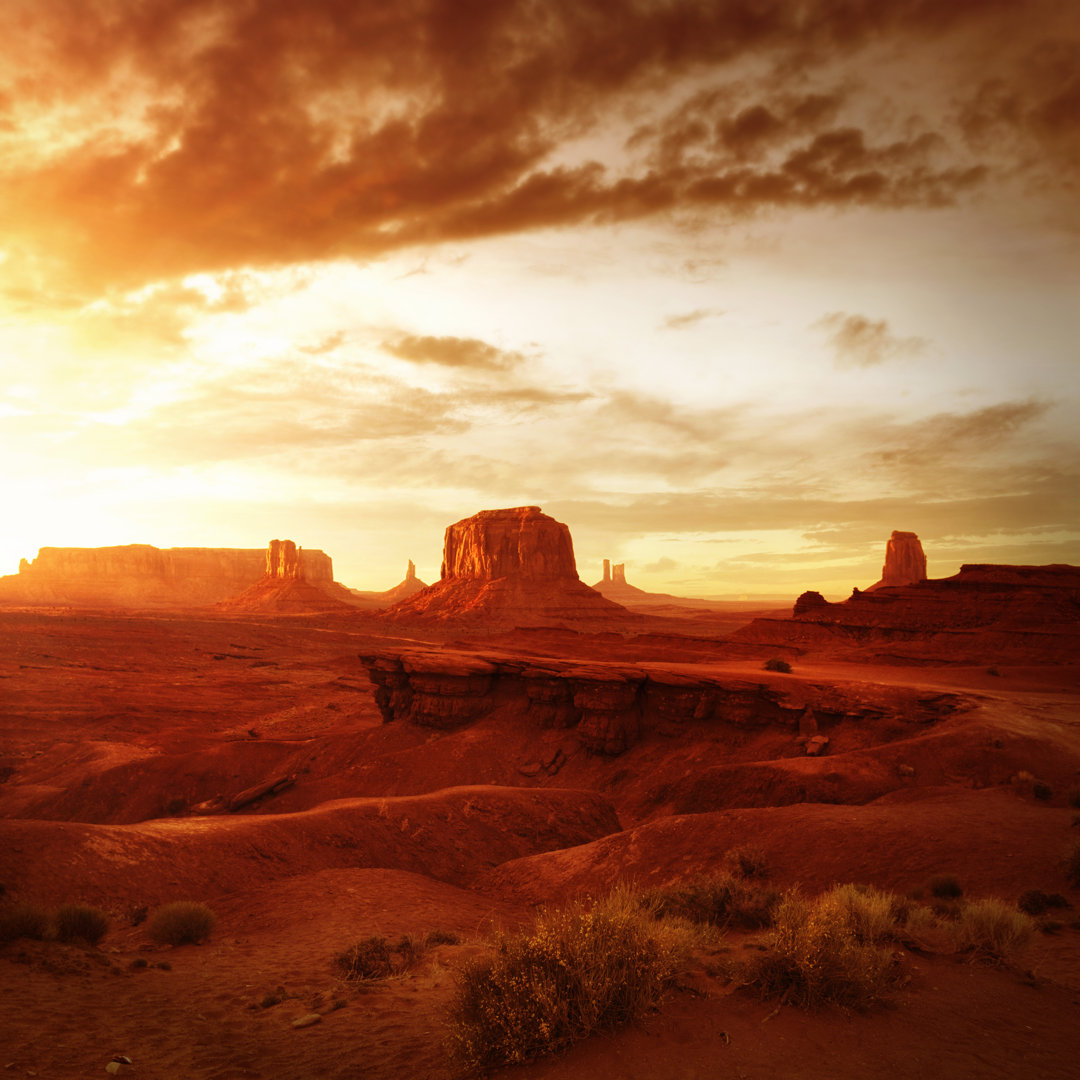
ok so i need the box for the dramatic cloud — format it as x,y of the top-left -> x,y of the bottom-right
815,312 -> 930,368
0,0 -> 1057,295
662,308 -> 723,330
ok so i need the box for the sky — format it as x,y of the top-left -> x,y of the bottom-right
1,0 -> 1078,600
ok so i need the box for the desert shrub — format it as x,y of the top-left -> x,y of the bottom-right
986,666 -> 1001,677
950,898 -> 1034,960
927,874 -> 963,899
55,904 -> 109,946
642,872 -> 779,930
763,658 -> 792,673
334,933 -> 432,981
0,902 -> 50,943
1032,780 -> 1053,801
741,888 -> 903,1009
448,887 -> 687,1070
819,884 -> 901,946
1017,890 -> 1071,916
726,845 -> 770,880
1068,787 -> 1080,809
334,936 -> 395,980
146,901 -> 216,946
426,928 -> 461,946
1065,841 -> 1080,888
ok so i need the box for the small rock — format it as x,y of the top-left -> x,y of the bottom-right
292,1013 -> 322,1029
897,764 -> 915,777
105,1058 -> 133,1075
805,735 -> 830,757
517,762 -> 542,777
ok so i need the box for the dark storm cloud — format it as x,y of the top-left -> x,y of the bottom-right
0,0 -> 1047,293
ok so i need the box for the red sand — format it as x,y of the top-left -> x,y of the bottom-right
2,605 -> 1079,1078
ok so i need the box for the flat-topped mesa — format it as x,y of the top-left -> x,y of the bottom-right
440,506 -> 578,582
869,531 -> 927,590
385,507 -> 630,625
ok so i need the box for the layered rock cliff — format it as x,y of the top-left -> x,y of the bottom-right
386,507 -> 629,626
734,563 -> 1080,663
868,530 -> 927,590
361,648 -> 962,756
0,543 -> 334,609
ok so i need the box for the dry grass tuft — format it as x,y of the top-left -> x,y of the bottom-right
950,898 -> 1034,960
725,845 -> 770,880
0,902 -> 50,943
448,887 -> 688,1070
642,872 -> 779,930
334,931 -> 447,981
146,901 -> 216,946
55,903 -> 109,946
927,874 -> 963,899
741,887 -> 904,1009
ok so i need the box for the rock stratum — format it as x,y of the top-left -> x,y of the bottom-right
0,543 -> 336,610
361,647 -> 963,756
737,563 -> 1080,663
385,506 -> 629,625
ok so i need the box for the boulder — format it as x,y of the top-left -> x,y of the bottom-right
793,590 -> 829,616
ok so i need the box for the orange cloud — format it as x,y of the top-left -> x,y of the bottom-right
0,0 -> 1056,296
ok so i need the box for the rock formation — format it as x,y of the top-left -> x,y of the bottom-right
591,559 -> 733,611
266,539 -> 302,580
868,531 -> 927,590
735,563 -> 1080,664
385,507 -> 630,626
793,590 -> 829,616
362,647 -> 960,756
0,543 -> 338,609
218,540 -> 358,612
349,560 -> 430,608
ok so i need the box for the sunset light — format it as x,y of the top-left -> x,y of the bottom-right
2,0 -> 1077,596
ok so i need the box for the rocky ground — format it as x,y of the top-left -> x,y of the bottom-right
1,603 -> 1079,1079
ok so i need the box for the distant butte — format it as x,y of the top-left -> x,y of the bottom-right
384,506 -> 630,626
868,530 -> 927,590
0,543 -> 333,609
348,559 -> 430,609
218,540 -> 359,612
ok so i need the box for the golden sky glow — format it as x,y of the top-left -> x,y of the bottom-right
1,1 -> 1078,598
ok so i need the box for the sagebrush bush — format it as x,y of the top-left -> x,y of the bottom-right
741,888 -> 903,1009
1017,890 -> 1071,916
334,933 -> 434,980
426,928 -> 461,946
0,902 -> 50,943
927,874 -> 963,899
763,658 -> 792,673
950,898 -> 1034,960
819,884 -> 901,946
642,872 -> 779,930
146,901 -> 216,945
55,904 -> 109,945
448,887 -> 687,1070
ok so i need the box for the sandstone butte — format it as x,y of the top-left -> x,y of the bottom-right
384,506 -> 630,625
867,530 -> 927,590
591,557 -> 730,610
0,542 -> 337,609
218,540 -> 359,612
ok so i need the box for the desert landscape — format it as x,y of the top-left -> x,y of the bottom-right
2,508 -> 1079,1079
4,3 -> 1079,1078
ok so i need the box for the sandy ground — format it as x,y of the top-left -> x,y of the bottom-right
2,607 -> 1079,1078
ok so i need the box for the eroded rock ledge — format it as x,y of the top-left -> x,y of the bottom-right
360,649 -> 962,756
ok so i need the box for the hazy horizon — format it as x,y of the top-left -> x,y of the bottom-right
3,1 -> 1078,599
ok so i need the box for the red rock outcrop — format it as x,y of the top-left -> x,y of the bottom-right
218,540 -> 357,612
591,560 -> 730,611
385,507 -> 630,626
0,543 -> 337,609
362,648 -> 962,756
868,530 -> 927,590
349,560 -> 430,608
735,563 -> 1080,663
